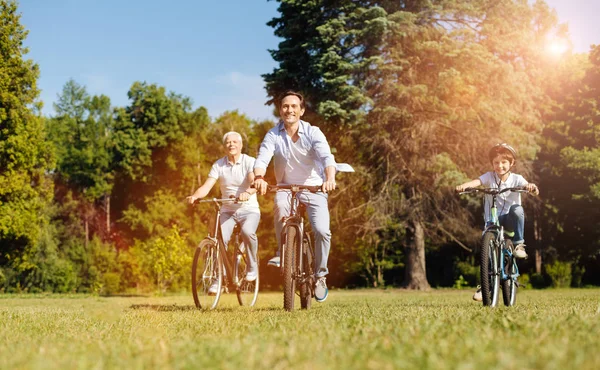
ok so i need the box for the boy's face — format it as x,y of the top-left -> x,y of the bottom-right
492,155 -> 514,177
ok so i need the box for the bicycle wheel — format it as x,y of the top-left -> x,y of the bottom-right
235,242 -> 259,307
283,226 -> 298,311
192,239 -> 223,309
502,240 -> 517,306
480,232 -> 500,307
299,233 -> 313,310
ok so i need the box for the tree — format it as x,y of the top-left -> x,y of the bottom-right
47,80 -> 115,242
264,0 -> 559,289
0,0 -> 54,286
537,45 -> 600,285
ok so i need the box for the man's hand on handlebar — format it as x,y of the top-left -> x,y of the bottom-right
253,178 -> 269,195
321,180 -> 336,193
186,195 -> 200,204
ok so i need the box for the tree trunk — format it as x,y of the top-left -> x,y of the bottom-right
84,217 -> 89,249
402,219 -> 431,290
533,208 -> 542,274
106,195 -> 110,233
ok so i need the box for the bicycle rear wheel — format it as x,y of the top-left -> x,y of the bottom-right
299,233 -> 314,310
480,232 -> 499,307
502,240 -> 517,306
283,226 -> 298,311
235,243 -> 259,307
192,239 -> 222,309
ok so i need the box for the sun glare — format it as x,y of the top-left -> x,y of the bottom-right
545,34 -> 569,56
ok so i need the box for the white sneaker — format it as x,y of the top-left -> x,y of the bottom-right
514,244 -> 528,259
245,268 -> 258,282
267,256 -> 280,268
314,277 -> 328,303
473,286 -> 482,302
208,280 -> 220,295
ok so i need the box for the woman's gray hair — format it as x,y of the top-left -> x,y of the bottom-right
222,131 -> 243,144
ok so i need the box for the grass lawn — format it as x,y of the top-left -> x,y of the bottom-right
1,288 -> 599,369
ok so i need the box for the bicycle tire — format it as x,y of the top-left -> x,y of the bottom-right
299,233 -> 313,310
283,226 -> 298,311
502,240 -> 517,306
480,232 -> 499,307
192,239 -> 223,309
235,242 -> 259,307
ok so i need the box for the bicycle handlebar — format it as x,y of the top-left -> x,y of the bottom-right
266,184 -> 325,193
457,186 -> 530,196
192,197 -> 245,205
251,183 -> 336,193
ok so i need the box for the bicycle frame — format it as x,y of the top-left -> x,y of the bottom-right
483,193 -> 520,283
279,186 -> 307,275
201,199 -> 244,287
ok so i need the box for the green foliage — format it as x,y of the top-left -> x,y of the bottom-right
265,0 -> 558,289
545,260 -> 572,288
130,227 -> 192,293
0,0 -> 54,255
454,260 -> 478,287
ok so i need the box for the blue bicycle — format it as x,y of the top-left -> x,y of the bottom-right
459,186 -> 531,307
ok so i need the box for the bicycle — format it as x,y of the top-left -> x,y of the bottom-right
190,198 -> 259,309
458,186 -> 531,307
266,184 -> 321,311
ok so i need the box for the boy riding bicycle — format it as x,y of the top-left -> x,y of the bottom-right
455,143 -> 539,301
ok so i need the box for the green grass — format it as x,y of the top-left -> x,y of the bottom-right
1,289 -> 599,369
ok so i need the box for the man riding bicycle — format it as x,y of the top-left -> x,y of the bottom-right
187,131 -> 260,294
253,91 -> 336,303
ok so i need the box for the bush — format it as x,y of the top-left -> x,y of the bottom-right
101,272 -> 121,296
571,265 -> 586,288
455,261 -> 478,287
545,261 -> 572,288
529,273 -> 548,289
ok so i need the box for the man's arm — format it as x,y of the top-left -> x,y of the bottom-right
322,165 -> 336,193
253,131 -> 275,195
187,177 -> 217,203
311,127 -> 336,169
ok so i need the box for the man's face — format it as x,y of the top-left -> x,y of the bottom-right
492,155 -> 513,177
224,135 -> 242,157
279,95 -> 305,126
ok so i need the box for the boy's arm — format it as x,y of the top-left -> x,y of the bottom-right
455,178 -> 482,192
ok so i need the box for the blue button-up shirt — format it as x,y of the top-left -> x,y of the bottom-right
254,120 -> 336,185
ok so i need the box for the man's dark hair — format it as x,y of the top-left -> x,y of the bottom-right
277,90 -> 305,109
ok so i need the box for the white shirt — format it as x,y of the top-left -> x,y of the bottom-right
254,120 -> 336,185
479,172 -> 528,223
208,154 -> 259,213
282,138 -> 324,186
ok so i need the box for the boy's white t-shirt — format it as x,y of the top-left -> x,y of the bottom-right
478,172 -> 528,223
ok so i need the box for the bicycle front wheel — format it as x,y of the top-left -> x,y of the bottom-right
480,232 -> 500,307
235,243 -> 259,307
192,239 -> 222,309
502,240 -> 518,306
283,226 -> 298,311
299,233 -> 314,310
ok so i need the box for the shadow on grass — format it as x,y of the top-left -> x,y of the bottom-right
129,304 -> 285,312
130,304 -> 197,311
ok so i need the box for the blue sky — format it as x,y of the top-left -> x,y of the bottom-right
18,0 -> 600,121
